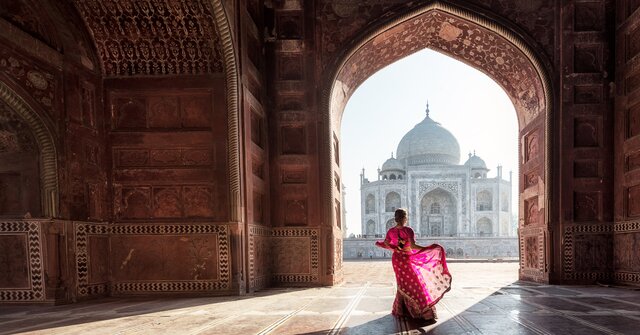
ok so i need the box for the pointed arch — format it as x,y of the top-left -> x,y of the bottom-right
0,80 -> 58,217
322,0 -> 554,282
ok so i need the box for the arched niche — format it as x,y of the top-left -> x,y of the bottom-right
323,1 -> 553,283
0,80 -> 58,217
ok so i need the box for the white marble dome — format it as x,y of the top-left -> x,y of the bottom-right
464,153 -> 488,170
381,155 -> 404,171
396,112 -> 460,166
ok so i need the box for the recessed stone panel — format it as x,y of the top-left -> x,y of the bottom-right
116,98 -> 147,129
278,55 -> 303,81
111,235 -> 219,281
574,160 -> 600,178
88,236 -> 109,284
626,151 -> 640,172
272,237 -> 310,274
0,173 -> 22,214
148,97 -> 179,128
0,234 -> 29,288
574,118 -> 599,147
281,126 -> 306,155
627,102 -> 640,138
277,13 -> 303,39
614,233 -> 640,272
181,96 -> 211,128
574,192 -> 600,222
574,2 -> 604,32
282,168 -> 307,184
284,199 -> 307,226
574,44 -> 602,73
627,25 -> 640,61
253,191 -> 264,224
524,235 -> 538,269
627,185 -> 640,217
574,85 -> 603,104
574,234 -> 612,272
524,197 -> 539,226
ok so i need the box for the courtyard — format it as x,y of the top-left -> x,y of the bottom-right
1,261 -> 639,334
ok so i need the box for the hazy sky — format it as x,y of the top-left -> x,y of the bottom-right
341,49 -> 518,236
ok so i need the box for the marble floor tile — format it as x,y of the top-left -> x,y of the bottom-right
2,261 -> 640,334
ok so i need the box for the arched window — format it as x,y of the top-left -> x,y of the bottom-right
398,175 -> 403,180
390,174 -> 396,180
365,194 -> 376,214
474,172 -> 481,179
366,220 -> 376,235
476,191 -> 492,211
477,218 -> 493,236
385,192 -> 401,212
430,202 -> 441,214
382,175 -> 388,180
386,219 -> 395,230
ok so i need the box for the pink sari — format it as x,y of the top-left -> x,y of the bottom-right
376,226 -> 451,320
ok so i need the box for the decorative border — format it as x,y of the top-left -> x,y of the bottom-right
614,272 -> 640,283
110,223 -> 231,294
0,19 -> 63,69
562,223 -> 613,280
614,220 -> 640,232
0,220 -> 45,301
272,228 -> 319,283
210,0 -> 241,222
249,224 -> 272,290
75,222 -> 109,297
0,81 -> 58,217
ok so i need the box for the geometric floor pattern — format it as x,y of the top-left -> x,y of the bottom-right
1,261 -> 639,334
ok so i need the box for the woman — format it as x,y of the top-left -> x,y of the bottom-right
375,208 -> 451,320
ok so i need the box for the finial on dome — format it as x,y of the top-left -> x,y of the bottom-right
426,100 -> 430,117
473,150 -> 476,156
391,151 -> 394,159
468,152 -> 472,159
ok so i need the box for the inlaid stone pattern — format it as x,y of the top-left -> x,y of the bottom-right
72,0 -> 223,76
109,223 -> 230,295
0,47 -> 58,116
271,228 -> 319,284
319,0 -> 555,62
75,222 -> 109,298
249,224 -> 271,291
0,220 -> 44,302
334,10 -> 545,127
563,223 -> 613,282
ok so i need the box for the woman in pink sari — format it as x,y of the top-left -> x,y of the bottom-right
375,208 -> 452,320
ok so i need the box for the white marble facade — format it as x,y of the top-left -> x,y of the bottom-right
360,105 -> 514,238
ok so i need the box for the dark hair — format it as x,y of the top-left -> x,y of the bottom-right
394,208 -> 408,223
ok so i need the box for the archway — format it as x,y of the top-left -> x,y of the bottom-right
420,188 -> 457,237
323,1 -> 552,283
0,79 -> 58,217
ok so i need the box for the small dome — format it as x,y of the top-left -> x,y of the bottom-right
396,110 -> 460,166
381,154 -> 405,171
464,153 -> 487,170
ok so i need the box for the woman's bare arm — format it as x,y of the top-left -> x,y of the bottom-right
410,241 -> 426,251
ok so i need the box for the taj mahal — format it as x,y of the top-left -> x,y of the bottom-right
344,104 -> 518,259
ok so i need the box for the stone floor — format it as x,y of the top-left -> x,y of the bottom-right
2,261 -> 640,334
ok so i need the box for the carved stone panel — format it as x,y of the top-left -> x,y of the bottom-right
574,44 -> 602,73
524,197 -> 539,226
524,235 -> 539,269
574,118 -> 599,147
574,234 -> 612,272
614,232 -> 640,273
271,228 -> 319,284
627,102 -> 640,139
574,192 -> 600,222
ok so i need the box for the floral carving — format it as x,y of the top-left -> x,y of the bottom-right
73,0 -> 224,76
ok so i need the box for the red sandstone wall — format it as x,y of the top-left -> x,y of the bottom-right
615,0 -> 640,285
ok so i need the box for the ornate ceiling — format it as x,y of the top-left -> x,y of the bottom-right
72,0 -> 224,77
0,0 -> 61,51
